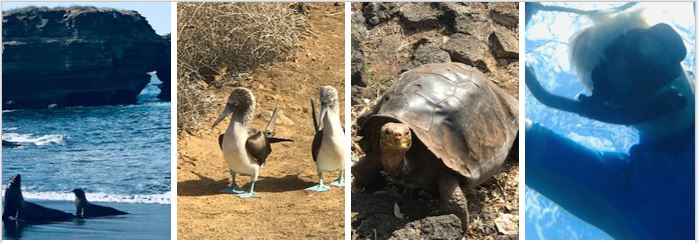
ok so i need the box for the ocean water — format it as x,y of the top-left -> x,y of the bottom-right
525,2 -> 695,240
2,77 -> 171,239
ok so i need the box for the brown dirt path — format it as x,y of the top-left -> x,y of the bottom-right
177,3 -> 345,240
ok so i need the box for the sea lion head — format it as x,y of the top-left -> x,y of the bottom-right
71,188 -> 87,200
3,174 -> 24,221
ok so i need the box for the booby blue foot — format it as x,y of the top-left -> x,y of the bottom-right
330,171 -> 345,187
236,192 -> 257,198
219,186 -> 245,194
305,184 -> 330,192
330,178 -> 345,187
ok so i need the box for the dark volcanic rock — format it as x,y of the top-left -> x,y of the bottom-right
351,50 -> 366,87
390,214 -> 464,240
157,34 -> 172,101
453,13 -> 492,41
351,10 -> 367,87
490,3 -> 518,29
351,192 -> 399,222
351,10 -> 367,49
403,37 -> 450,71
356,214 -> 408,240
439,3 -> 491,40
362,2 -> 399,28
398,3 -> 443,29
2,6 -> 170,109
442,33 -> 489,72
489,27 -> 518,59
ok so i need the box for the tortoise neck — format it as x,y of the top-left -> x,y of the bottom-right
379,144 -> 407,175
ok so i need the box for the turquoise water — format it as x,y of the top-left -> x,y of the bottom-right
525,2 -> 695,240
2,78 -> 171,239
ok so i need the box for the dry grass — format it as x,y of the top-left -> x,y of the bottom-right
177,3 -> 309,134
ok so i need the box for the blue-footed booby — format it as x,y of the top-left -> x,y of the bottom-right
307,85 -> 345,192
212,87 -> 293,198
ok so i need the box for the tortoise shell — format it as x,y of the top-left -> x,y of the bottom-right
358,62 -> 518,187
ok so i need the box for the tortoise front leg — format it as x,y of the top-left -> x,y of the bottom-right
351,155 -> 386,190
438,171 -> 469,231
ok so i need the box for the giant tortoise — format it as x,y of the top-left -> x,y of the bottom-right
352,62 -> 518,230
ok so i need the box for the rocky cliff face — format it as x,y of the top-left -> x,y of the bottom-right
2,6 -> 170,109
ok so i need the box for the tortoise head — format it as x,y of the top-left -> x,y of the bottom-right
379,122 -> 412,176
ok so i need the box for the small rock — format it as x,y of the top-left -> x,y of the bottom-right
351,85 -> 364,105
389,214 -> 463,240
490,3 -> 518,29
398,3 -> 443,29
494,213 -> 518,235
351,192 -> 400,221
489,27 -> 518,59
438,2 -> 469,19
453,14 -> 492,41
442,33 -> 489,72
356,214 -> 408,240
404,37 -> 451,71
351,10 -> 367,48
363,2 -> 399,27
351,50 -> 366,87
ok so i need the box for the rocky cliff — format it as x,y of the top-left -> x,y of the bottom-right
2,6 -> 170,109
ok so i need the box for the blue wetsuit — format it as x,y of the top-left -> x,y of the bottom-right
526,123 -> 695,239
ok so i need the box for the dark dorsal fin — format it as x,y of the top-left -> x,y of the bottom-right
264,106 -> 279,137
310,99 -> 320,133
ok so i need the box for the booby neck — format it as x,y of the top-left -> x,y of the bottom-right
322,105 -> 341,132
226,104 -> 255,132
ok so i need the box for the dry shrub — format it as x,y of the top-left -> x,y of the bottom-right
177,3 -> 309,134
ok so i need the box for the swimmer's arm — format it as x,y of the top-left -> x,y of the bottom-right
525,121 -> 635,239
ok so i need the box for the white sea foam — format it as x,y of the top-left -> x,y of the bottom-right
3,132 -> 65,146
1,189 -> 171,204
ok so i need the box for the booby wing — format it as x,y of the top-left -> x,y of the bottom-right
311,99 -> 322,162
245,129 -> 272,166
311,99 -> 320,133
265,106 -> 280,137
218,134 -> 224,150
262,106 -> 294,143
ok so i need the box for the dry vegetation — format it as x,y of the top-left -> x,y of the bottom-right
177,3 -> 309,133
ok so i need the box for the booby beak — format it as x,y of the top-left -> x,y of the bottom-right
319,101 -> 329,128
212,103 -> 234,129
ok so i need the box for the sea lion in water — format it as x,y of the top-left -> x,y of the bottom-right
72,188 -> 128,218
2,174 -> 74,222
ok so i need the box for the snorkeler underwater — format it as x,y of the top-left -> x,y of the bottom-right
525,2 -> 695,240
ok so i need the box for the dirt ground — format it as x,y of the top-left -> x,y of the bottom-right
351,3 -> 519,240
177,3 -> 345,240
